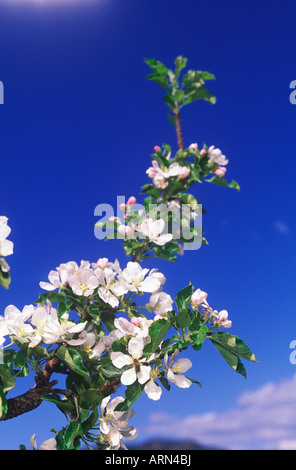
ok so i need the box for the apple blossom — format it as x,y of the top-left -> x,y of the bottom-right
68,268 -> 99,297
95,266 -> 128,307
208,145 -> 228,166
153,174 -> 168,189
111,336 -> 151,386
191,288 -> 208,307
100,396 -> 137,450
42,310 -> 87,345
149,291 -> 173,317
216,309 -> 232,328
164,350 -> 192,389
189,143 -> 198,150
135,217 -> 173,246
0,216 -> 13,258
121,261 -> 162,294
177,166 -> 190,179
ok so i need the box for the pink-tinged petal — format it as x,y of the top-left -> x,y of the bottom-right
114,317 -> 135,335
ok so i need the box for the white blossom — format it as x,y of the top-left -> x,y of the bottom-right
0,216 -> 13,258
164,351 -> 192,389
68,268 -> 99,297
135,218 -> 173,246
121,262 -> 162,294
100,396 -> 137,450
149,291 -> 173,317
111,336 -> 151,386
208,146 -> 228,166
42,311 -> 86,345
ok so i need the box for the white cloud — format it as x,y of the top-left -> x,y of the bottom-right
141,374 -> 296,449
273,220 -> 292,235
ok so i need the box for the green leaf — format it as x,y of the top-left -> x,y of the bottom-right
0,263 -> 11,290
62,421 -> 83,450
183,69 -> 215,86
56,347 -> 90,379
174,55 -> 188,77
35,292 -> 65,305
14,349 -> 29,377
143,318 -> 173,356
0,385 -> 7,420
79,389 -> 103,408
0,364 -> 16,393
175,284 -> 194,311
41,393 -> 75,412
206,176 -> 240,191
183,87 -> 216,106
146,73 -> 169,90
144,58 -> 168,75
209,332 -> 257,378
167,112 -> 176,126
115,381 -> 145,412
191,325 -> 209,351
175,307 -> 192,330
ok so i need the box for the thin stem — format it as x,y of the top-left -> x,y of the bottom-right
173,106 -> 184,150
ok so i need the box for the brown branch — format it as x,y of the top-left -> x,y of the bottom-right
2,356 -> 62,421
173,108 -> 184,150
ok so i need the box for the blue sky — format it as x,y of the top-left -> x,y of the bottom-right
0,0 -> 296,450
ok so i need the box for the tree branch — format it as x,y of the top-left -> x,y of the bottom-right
2,356 -> 63,421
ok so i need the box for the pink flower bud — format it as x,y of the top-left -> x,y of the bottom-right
118,225 -> 134,236
119,203 -> 127,211
191,288 -> 208,307
199,149 -> 207,157
215,166 -> 227,177
189,143 -> 198,151
131,316 -> 141,327
154,145 -> 161,152
127,196 -> 137,206
178,166 -> 190,179
96,258 -> 109,269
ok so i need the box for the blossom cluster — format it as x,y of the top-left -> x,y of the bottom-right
191,288 -> 232,328
0,254 -> 231,450
40,258 -> 169,304
0,258 -> 174,348
146,143 -> 229,191
146,157 -> 190,189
